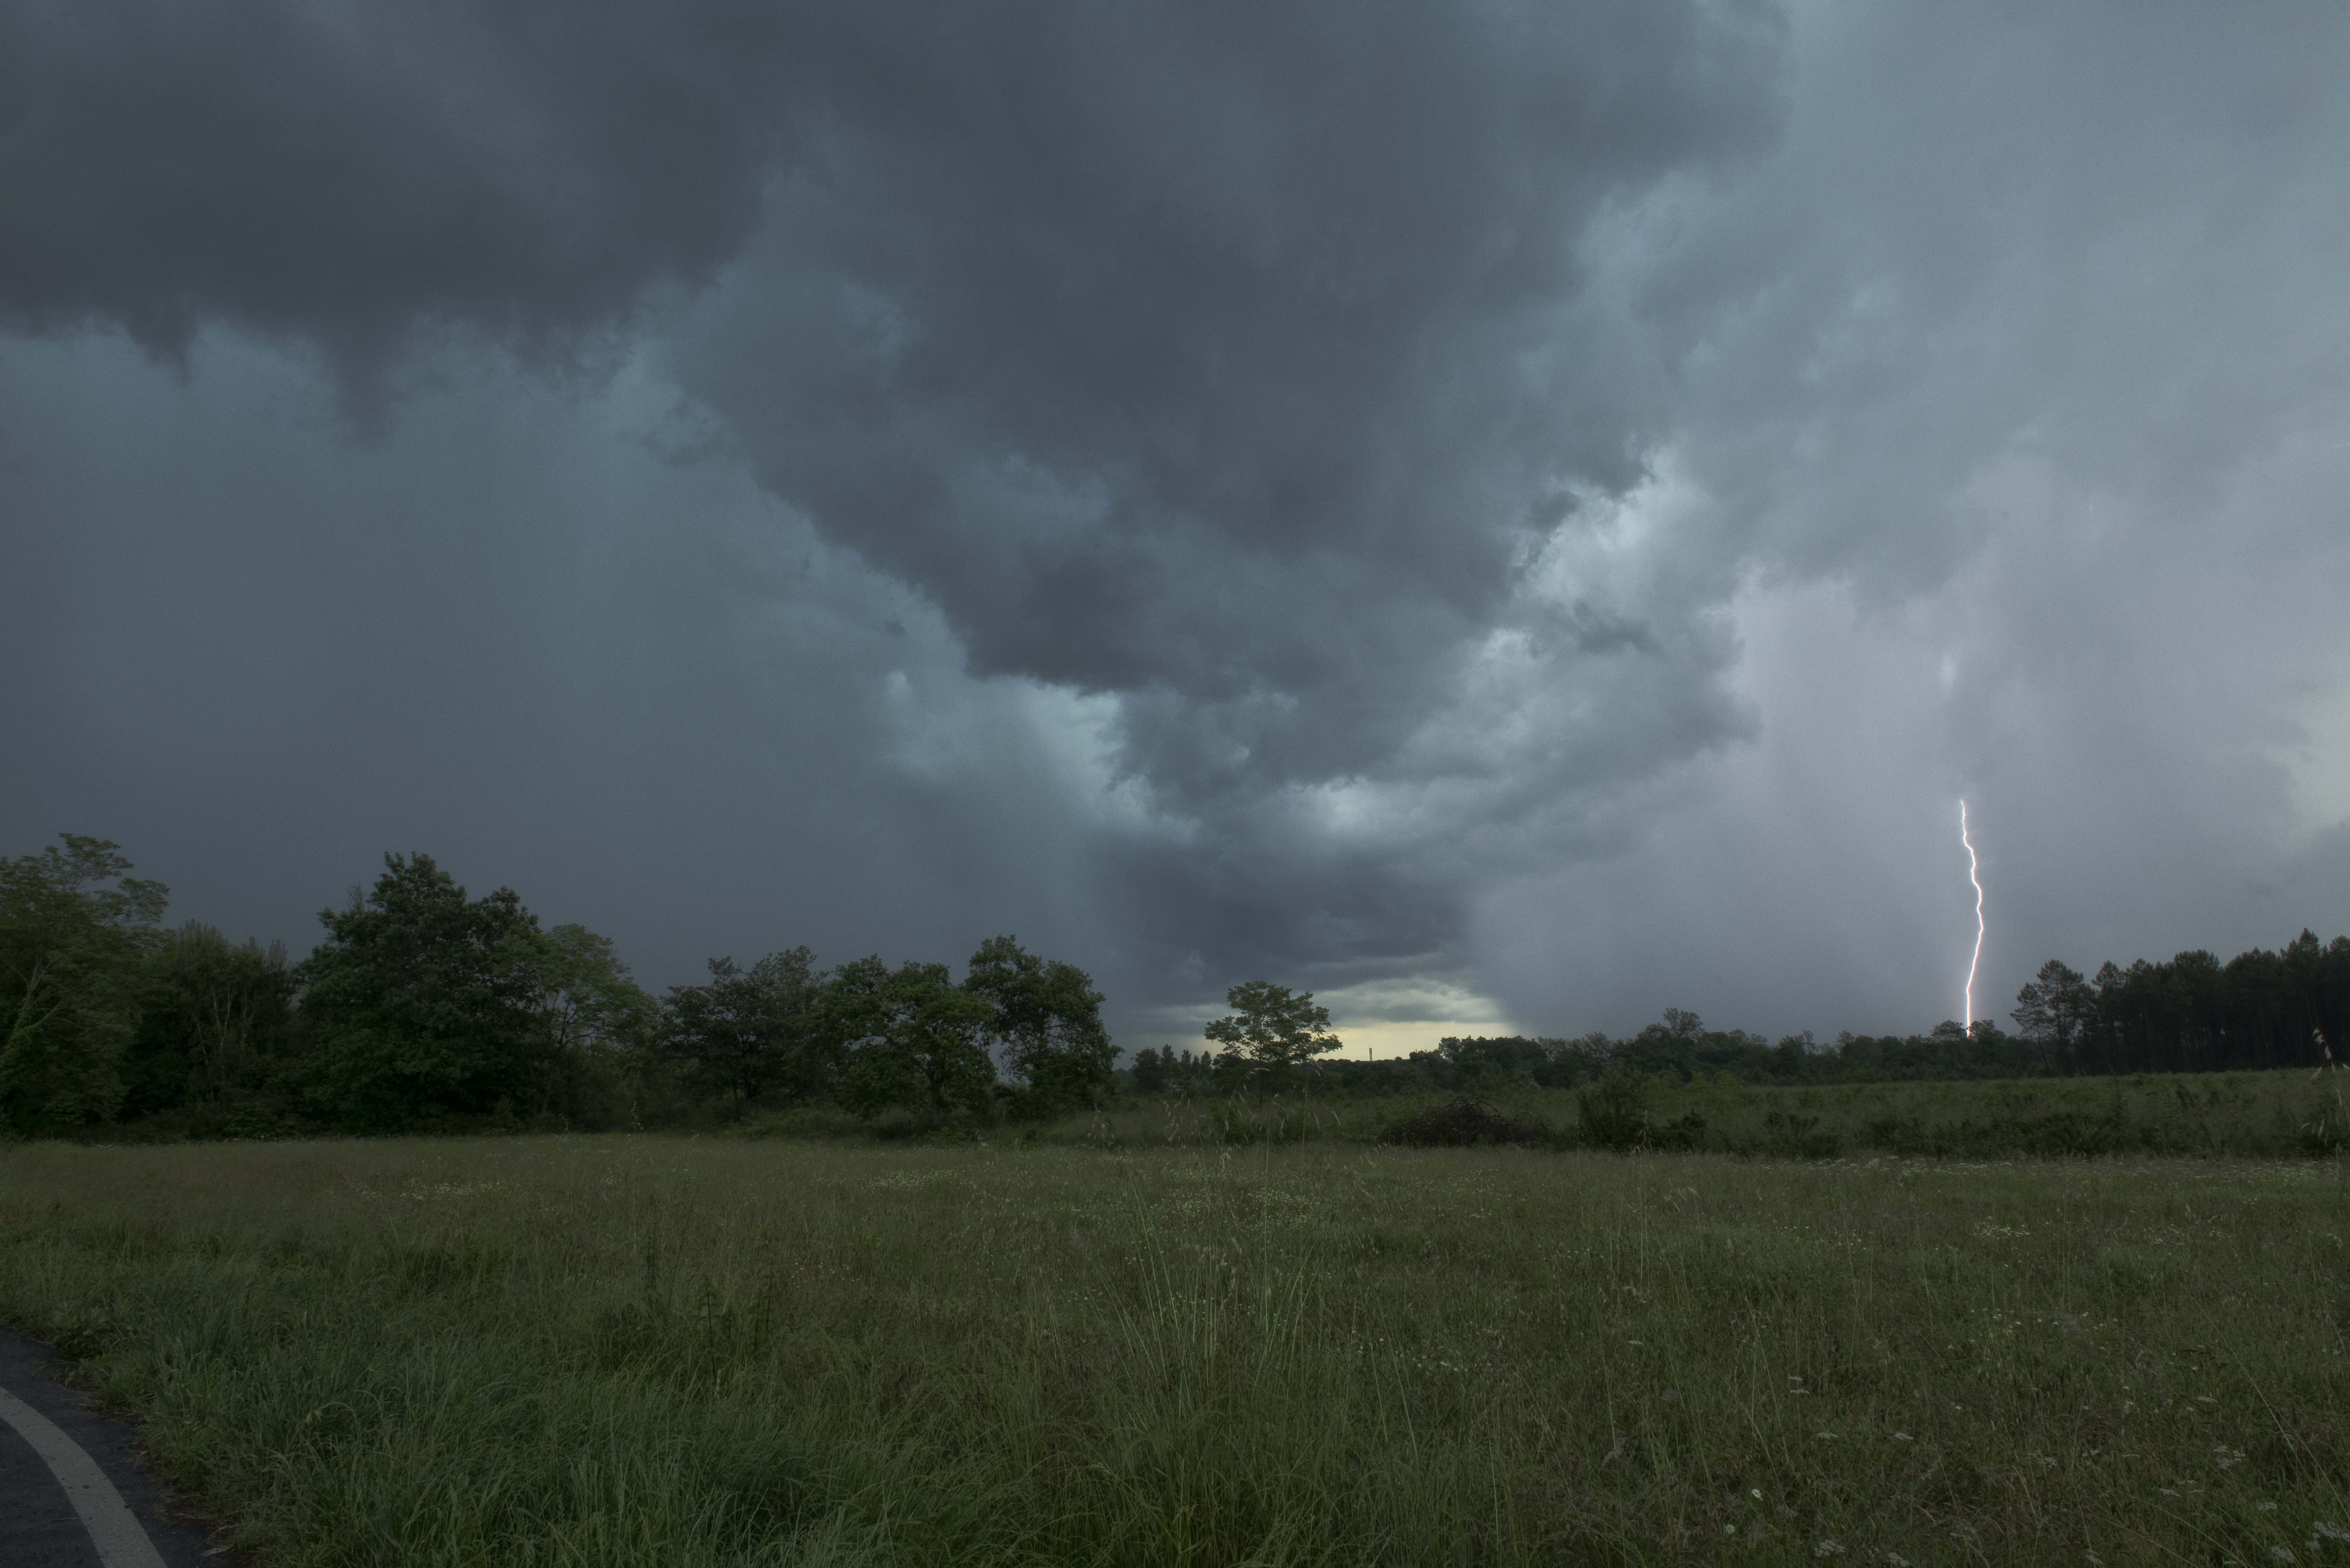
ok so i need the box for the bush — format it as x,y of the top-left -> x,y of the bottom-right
1761,1109 -> 1841,1159
1381,1097 -> 1549,1148
1576,1070 -> 1650,1150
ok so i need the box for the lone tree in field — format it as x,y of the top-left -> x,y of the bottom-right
1205,980 -> 1341,1092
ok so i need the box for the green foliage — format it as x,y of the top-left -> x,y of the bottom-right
123,923 -> 298,1116
660,947 -> 823,1108
1009,1066 -> 2350,1161
1381,1096 -> 1548,1147
1576,1067 -> 1650,1150
25,825 -> 2350,1153
521,923 -> 658,1125
961,934 -> 1113,1112
2011,957 -> 2096,1066
1126,1044 -> 1222,1098
5,836 -> 1128,1139
1128,1044 -> 1172,1096
836,960 -> 996,1125
2064,930 -> 2350,1074
1249,939 -> 2350,1102
1203,979 -> 1341,1089
0,835 -> 168,1134
296,853 -> 547,1129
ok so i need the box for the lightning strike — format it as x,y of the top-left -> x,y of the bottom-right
1960,799 -> 1985,1030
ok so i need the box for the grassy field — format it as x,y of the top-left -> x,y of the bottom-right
0,1138 -> 2345,1566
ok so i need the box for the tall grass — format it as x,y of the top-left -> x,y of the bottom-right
991,1068 -> 2350,1157
0,1136 -> 2345,1564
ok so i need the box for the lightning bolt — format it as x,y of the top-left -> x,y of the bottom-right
1960,799 -> 1984,1030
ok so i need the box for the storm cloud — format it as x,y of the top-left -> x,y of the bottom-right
6,0 -> 2349,1048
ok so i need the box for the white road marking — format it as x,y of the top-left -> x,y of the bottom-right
0,1379 -> 168,1567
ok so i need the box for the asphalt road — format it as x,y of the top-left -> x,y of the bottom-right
0,1328 -> 214,1567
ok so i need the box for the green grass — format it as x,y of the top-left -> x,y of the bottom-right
967,1068 -> 2350,1158
0,1137 -> 2346,1565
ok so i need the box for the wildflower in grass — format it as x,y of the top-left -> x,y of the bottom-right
2269,1549 -> 2293,1563
1752,1489 -> 1765,1501
1814,1542 -> 1845,1557
2258,1503 -> 2279,1512
2314,1522 -> 2350,1542
1892,1431 -> 1914,1441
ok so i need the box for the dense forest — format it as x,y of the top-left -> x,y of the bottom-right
4,833 -> 2345,1138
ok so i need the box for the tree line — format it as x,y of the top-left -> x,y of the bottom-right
1129,1008 -> 2061,1100
11,831 -> 2343,1137
2007,936 -> 2349,1075
1135,935 -> 2350,1098
0,837 -> 1117,1137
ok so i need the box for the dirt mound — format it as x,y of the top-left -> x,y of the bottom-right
1381,1097 -> 1550,1148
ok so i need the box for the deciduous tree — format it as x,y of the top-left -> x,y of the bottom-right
963,935 -> 1114,1111
661,947 -> 821,1109
1205,980 -> 1341,1090
126,922 -> 295,1114
524,923 -> 656,1121
0,835 -> 167,1133
838,960 -> 996,1125
298,853 -> 543,1129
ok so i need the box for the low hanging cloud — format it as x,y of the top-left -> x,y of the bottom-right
5,0 -> 2350,1044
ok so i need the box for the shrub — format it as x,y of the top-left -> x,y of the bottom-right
1576,1069 -> 1650,1150
1761,1109 -> 1841,1159
1382,1097 -> 1548,1148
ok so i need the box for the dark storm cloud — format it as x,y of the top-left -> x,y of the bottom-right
0,1 -> 796,414
1,0 -> 1787,988
672,0 -> 1773,690
9,0 -> 2350,1043
653,1 -> 1785,985
0,333 -> 1144,1000
6,0 -> 1776,711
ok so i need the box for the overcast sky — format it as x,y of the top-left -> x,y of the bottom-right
7,0 -> 2349,1055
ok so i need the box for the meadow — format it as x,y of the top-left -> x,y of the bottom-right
0,1135 -> 2345,1566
